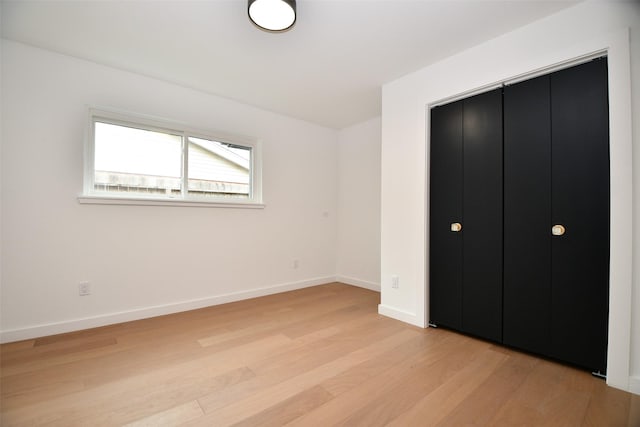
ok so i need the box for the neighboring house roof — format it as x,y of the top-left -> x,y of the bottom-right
189,137 -> 250,170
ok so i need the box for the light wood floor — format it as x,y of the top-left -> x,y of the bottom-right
1,283 -> 638,426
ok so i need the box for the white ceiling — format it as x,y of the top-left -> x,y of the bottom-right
1,0 -> 581,129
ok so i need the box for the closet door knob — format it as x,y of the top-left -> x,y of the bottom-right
552,224 -> 566,236
450,222 -> 462,232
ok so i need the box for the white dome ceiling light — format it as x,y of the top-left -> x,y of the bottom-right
248,0 -> 296,32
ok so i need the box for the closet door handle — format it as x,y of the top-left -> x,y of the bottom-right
450,222 -> 462,232
552,224 -> 566,236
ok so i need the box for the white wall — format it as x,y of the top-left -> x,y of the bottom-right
0,40 -> 340,341
336,117 -> 381,291
380,1 -> 639,393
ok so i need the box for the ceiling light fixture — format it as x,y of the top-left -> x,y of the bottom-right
248,0 -> 296,33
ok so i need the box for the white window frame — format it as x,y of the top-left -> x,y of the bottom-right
78,107 -> 264,208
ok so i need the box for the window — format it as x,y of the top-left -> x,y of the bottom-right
80,108 -> 262,207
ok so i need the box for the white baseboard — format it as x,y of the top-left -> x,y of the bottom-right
629,376 -> 640,395
0,276 -> 336,343
336,275 -> 380,292
378,304 -> 425,328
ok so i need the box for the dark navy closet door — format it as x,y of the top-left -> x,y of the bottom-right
430,89 -> 503,342
429,101 -> 463,330
503,75 -> 553,356
550,59 -> 610,373
461,89 -> 503,342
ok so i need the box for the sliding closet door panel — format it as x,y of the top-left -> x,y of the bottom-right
462,89 -> 503,342
503,76 -> 552,355
429,101 -> 463,329
551,59 -> 610,372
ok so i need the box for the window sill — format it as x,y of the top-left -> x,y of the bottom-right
78,195 -> 265,209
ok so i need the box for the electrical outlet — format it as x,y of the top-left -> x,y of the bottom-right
79,282 -> 91,296
391,275 -> 399,289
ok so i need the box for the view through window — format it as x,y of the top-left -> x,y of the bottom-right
87,112 -> 257,204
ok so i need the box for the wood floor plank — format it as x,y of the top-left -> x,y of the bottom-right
74,366 -> 255,427
318,329 -> 449,397
285,333 -> 489,427
1,334 -> 289,423
229,385 -> 334,427
248,313 -> 399,376
0,340 -> 34,353
628,395 -> 640,427
436,351 -> 541,426
487,358 -> 593,426
192,329 -> 421,426
1,283 -> 637,427
1,288 -> 370,388
194,315 -> 403,415
582,377 -> 637,427
385,347 -> 509,426
123,400 -> 204,427
4,337 -> 117,366
0,283 -> 352,375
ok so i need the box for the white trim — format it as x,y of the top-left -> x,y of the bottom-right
377,304 -> 423,327
430,50 -> 608,109
77,195 -> 265,209
336,275 -> 381,292
0,276 -> 335,343
429,83 -> 503,108
629,376 -> 640,396
87,105 -> 258,146
601,28 -> 634,393
502,50 -> 607,86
